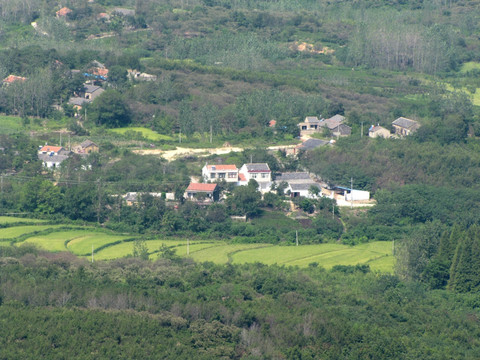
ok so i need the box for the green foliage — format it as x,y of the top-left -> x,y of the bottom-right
90,90 -> 131,128
132,238 -> 149,260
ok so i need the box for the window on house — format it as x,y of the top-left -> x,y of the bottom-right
228,172 -> 237,178
302,126 -> 307,130
261,173 -> 268,178
211,173 -> 216,178
252,173 -> 257,179
218,173 -> 225,178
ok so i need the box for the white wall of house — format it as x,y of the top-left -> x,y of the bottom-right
345,189 -> 370,201
238,165 -> 271,182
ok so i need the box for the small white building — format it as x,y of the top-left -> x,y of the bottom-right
202,164 -> 239,183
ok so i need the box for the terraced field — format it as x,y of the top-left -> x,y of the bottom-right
0,218 -> 394,272
0,225 -> 64,241
0,216 -> 46,224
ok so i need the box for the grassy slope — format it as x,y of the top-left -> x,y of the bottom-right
109,127 -> 174,141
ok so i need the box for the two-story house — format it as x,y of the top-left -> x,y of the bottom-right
202,164 -> 239,183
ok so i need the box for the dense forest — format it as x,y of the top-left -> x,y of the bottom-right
1,0 -> 480,357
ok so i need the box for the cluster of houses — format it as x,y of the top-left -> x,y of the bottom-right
297,114 -> 420,140
298,114 -> 351,138
37,140 -> 99,169
181,162 -> 371,207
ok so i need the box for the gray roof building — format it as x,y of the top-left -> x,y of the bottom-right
276,172 -> 312,182
244,163 -> 271,172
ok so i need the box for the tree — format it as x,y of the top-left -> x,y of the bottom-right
90,90 -> 131,128
132,239 -> 149,260
108,65 -> 128,89
227,183 -> 261,218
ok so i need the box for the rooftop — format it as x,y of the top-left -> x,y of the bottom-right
392,117 -> 419,129
39,145 -> 64,153
206,164 -> 238,171
244,163 -> 271,172
186,183 -> 218,192
276,172 -> 311,182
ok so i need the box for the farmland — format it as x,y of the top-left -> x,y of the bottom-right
0,218 -> 394,272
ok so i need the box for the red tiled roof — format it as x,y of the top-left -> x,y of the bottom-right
206,164 -> 237,171
56,7 -> 72,16
3,75 -> 26,83
40,145 -> 63,153
269,119 -> 277,127
93,68 -> 109,77
186,183 -> 217,192
238,173 -> 247,182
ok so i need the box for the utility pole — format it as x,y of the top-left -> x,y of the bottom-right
332,202 -> 335,219
91,245 -> 94,263
68,133 -> 71,151
96,178 -> 101,224
350,177 -> 353,209
361,122 -> 364,138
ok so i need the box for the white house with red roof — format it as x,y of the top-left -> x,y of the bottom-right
202,164 -> 239,183
184,183 -> 219,202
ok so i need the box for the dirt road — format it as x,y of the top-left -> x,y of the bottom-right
133,144 -> 298,161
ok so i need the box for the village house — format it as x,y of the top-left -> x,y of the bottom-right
37,145 -> 71,169
392,117 -> 420,136
3,75 -> 27,86
274,172 -> 323,198
184,183 -> 219,202
84,85 -> 104,101
322,185 -> 371,206
238,163 -> 272,192
290,138 -> 329,155
127,70 -> 157,82
202,164 -> 239,183
56,7 -> 72,18
68,84 -> 104,112
298,116 -> 323,136
331,123 -> 352,137
369,125 -> 391,138
75,140 -> 99,154
122,192 -> 164,206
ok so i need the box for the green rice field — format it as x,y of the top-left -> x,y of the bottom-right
0,216 -> 46,225
0,225 -> 63,241
1,221 -> 394,272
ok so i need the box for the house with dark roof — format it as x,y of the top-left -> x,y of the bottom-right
332,123 -> 352,137
75,140 -> 99,154
274,172 -> 322,198
202,164 -> 239,183
184,183 -> 219,202
238,163 -> 272,192
293,138 -> 329,155
38,154 -> 70,169
287,182 -> 322,198
392,117 -> 420,136
84,85 -> 104,101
